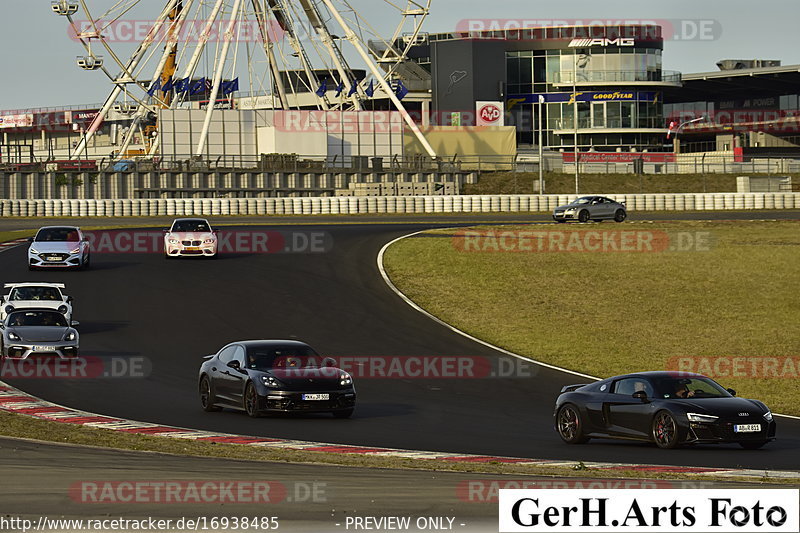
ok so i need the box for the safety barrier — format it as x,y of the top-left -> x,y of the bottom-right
0,193 -> 798,218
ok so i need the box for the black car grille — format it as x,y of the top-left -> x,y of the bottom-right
182,240 -> 202,246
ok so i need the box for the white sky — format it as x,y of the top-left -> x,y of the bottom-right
1,0 -> 798,111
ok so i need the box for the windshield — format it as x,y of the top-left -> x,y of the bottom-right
653,376 -> 732,399
245,345 -> 321,371
10,287 -> 62,301
35,228 -> 80,242
7,310 -> 68,327
172,220 -> 210,232
571,197 -> 593,205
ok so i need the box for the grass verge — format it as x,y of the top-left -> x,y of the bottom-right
464,172 -> 800,195
383,220 -> 800,416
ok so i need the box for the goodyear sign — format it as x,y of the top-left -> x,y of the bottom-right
507,91 -> 657,109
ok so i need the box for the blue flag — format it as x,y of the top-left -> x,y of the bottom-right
222,78 -> 239,95
315,79 -> 328,97
147,78 -> 162,97
190,78 -> 206,95
161,77 -> 174,92
335,81 -> 345,97
365,79 -> 374,97
395,80 -> 409,100
175,77 -> 191,94
348,82 -> 358,97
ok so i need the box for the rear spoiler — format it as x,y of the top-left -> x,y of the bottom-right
560,384 -> 589,393
4,283 -> 66,289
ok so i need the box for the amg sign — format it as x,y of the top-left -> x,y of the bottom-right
568,38 -> 635,47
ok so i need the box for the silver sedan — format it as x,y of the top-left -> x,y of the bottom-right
553,196 -> 627,223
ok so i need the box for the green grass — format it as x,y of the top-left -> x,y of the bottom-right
384,220 -> 800,415
0,230 -> 35,243
464,172 -> 800,195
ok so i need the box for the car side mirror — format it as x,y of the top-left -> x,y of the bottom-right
632,390 -> 648,401
227,360 -> 241,370
163,229 -> 170,233
67,296 -> 73,303
321,357 -> 337,368
71,320 -> 80,326
28,237 -> 34,243
727,388 -> 737,396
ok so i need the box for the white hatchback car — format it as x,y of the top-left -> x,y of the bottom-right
27,226 -> 91,270
164,218 -> 218,258
0,283 -> 74,323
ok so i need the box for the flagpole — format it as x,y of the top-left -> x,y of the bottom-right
538,94 -> 544,194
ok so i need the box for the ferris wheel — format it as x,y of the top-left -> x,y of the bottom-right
50,0 -> 436,158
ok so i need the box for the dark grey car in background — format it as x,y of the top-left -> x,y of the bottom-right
553,196 -> 627,223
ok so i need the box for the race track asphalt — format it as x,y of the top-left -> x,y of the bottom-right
1,212 -> 798,470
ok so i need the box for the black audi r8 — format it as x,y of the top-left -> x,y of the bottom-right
198,340 -> 356,418
553,371 -> 776,449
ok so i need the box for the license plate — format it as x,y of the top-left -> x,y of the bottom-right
33,346 -> 52,352
185,247 -> 200,251
734,424 -> 761,433
302,394 -> 329,401
47,256 -> 62,261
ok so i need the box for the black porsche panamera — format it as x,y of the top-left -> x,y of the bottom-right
554,371 -> 776,449
198,340 -> 356,418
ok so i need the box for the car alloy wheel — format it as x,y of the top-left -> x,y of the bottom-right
614,209 -> 627,223
578,210 -> 590,223
199,376 -> 220,412
652,411 -> 679,449
557,404 -> 589,444
244,382 -> 261,418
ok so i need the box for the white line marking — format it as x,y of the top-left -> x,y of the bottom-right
376,230 -> 599,381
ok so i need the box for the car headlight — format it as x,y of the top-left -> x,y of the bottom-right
687,413 -> 719,423
168,239 -> 179,244
565,208 -> 576,214
58,305 -> 68,314
339,372 -> 353,386
763,411 -> 773,422
70,246 -> 81,254
30,247 -> 39,254
8,331 -> 21,341
204,238 -> 215,244
64,331 -> 77,341
262,375 -> 282,388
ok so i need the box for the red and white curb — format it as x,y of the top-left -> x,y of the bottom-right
0,238 -> 28,252
0,382 -> 796,480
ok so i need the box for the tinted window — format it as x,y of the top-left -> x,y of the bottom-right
231,346 -> 246,366
653,376 -> 731,399
7,311 -> 68,327
10,287 -> 62,301
613,378 -> 654,397
35,228 -> 80,242
172,220 -> 210,232
217,345 -> 238,363
245,344 -> 320,371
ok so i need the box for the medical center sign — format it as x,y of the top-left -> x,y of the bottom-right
477,101 -> 505,126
